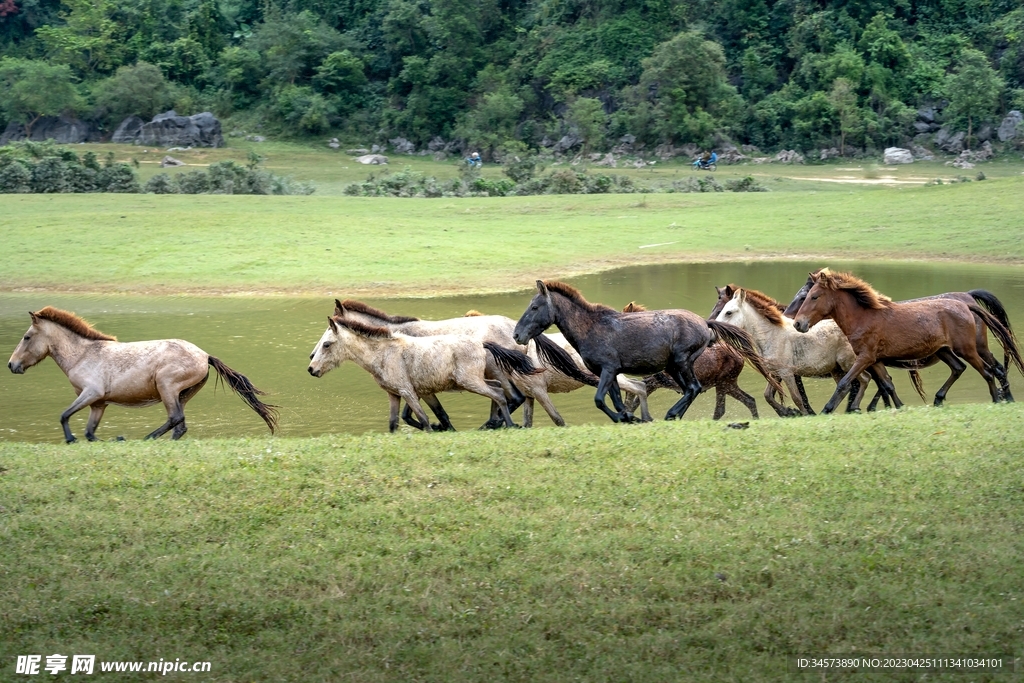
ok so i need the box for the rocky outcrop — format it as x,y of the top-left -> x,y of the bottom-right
911,145 -> 935,161
883,147 -> 914,164
819,147 -> 840,160
112,115 -> 145,143
356,154 -> 388,165
998,111 -> 1023,142
773,150 -> 804,164
389,137 -> 416,154
160,155 -> 185,167
934,127 -> 966,153
113,111 -> 224,148
0,115 -> 99,145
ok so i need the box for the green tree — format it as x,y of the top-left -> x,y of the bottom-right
92,62 -> 174,124
457,87 -> 524,154
945,48 -> 1005,149
565,97 -> 607,152
829,77 -> 861,155
35,0 -> 122,75
0,58 -> 82,137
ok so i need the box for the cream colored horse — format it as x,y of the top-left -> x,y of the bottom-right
7,307 -> 278,442
715,288 -> 870,414
307,315 -> 540,432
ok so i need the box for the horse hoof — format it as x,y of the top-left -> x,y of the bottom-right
65,437 -> 77,444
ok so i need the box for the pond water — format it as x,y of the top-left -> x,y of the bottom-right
2,260 -> 1022,443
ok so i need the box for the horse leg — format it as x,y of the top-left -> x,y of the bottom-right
523,397 -> 535,428
84,402 -> 107,442
712,387 -> 726,420
955,346 -> 1002,403
606,379 -> 638,423
867,364 -> 902,409
593,369 -> 627,423
794,376 -> 813,416
727,382 -> 759,419
533,391 -> 565,427
401,392 -> 433,432
821,356 -> 876,414
664,356 -> 702,420
59,389 -> 103,443
421,394 -> 456,431
763,379 -> 797,417
782,371 -> 811,415
975,324 -> 1013,401
389,394 -> 402,432
932,348 -> 966,406
401,402 -> 427,430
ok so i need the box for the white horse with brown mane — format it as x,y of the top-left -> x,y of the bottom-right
7,307 -> 278,442
715,288 -> 884,414
307,314 -> 541,432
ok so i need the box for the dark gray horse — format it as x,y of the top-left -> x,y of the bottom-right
512,280 -> 781,423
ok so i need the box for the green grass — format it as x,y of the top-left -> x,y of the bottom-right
1,403 -> 1022,681
3,173 -> 1023,296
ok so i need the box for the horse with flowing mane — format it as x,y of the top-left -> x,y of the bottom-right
792,269 -> 1023,412
308,314 -> 539,431
784,270 -> 1018,402
7,307 -> 278,442
513,280 -> 782,422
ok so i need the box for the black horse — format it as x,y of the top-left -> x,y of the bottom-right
512,280 -> 781,423
784,272 -> 1016,405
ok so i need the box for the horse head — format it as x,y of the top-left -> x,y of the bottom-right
708,284 -> 737,320
308,316 -> 342,377
513,280 -> 556,344
793,272 -> 834,333
715,289 -> 747,326
8,311 -> 51,374
783,270 -> 824,317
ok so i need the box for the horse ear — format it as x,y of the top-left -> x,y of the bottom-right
736,289 -> 746,303
327,316 -> 338,332
334,299 -> 345,316
536,280 -> 548,296
725,284 -> 736,296
29,311 -> 39,323
715,286 -> 723,296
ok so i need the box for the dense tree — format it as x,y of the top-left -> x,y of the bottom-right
0,57 -> 81,135
945,48 -> 1004,149
92,61 -> 173,125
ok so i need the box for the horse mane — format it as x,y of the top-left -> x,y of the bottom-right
622,301 -> 647,312
339,299 -> 420,324
738,288 -> 786,325
543,281 -> 616,313
815,269 -> 892,309
33,306 -> 117,341
464,310 -> 485,317
334,316 -> 393,339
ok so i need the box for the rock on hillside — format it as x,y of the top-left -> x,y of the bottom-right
0,115 -> 99,145
113,111 -> 224,148
883,147 -> 914,164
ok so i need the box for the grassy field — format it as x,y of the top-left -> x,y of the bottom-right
1,403 -> 1022,681
3,172 -> 1023,296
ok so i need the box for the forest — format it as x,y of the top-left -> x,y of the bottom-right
0,0 -> 1022,156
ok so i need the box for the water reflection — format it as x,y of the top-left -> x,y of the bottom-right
2,260 -> 1022,442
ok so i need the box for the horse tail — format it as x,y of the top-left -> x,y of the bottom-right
483,342 -> 544,377
909,370 -> 926,402
970,289 -> 1017,369
208,356 -> 279,433
532,334 -> 599,386
706,320 -> 784,396
968,305 -> 1024,377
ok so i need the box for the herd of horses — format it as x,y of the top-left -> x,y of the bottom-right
7,268 -> 1022,441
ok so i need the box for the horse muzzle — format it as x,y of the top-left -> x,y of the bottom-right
308,366 -> 320,378
8,361 -> 24,374
793,320 -> 810,333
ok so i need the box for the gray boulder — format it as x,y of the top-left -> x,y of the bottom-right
160,155 -> 185,167
997,110 -> 1023,142
911,145 -> 935,161
121,110 -> 224,148
1,115 -> 97,145
935,127 -> 966,153
112,115 -> 145,144
773,150 -> 804,164
389,137 -> 416,154
356,154 -> 388,165
917,106 -> 939,124
976,124 -> 993,142
552,133 -> 582,154
346,148 -> 370,155
427,136 -> 447,152
883,147 -> 914,164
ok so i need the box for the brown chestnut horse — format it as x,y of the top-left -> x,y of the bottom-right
792,270 -> 1023,413
783,272 -> 1017,402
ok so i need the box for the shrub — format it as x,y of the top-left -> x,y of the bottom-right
144,173 -> 178,194
0,160 -> 32,193
175,170 -> 212,194
724,176 -> 768,192
30,157 -> 68,193
97,164 -> 141,193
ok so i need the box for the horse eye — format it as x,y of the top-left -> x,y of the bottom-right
811,295 -> 819,300
725,311 -> 732,316
531,305 -> 538,311
322,341 -> 332,349
23,335 -> 30,341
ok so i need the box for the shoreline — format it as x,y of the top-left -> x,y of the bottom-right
3,252 -> 1022,299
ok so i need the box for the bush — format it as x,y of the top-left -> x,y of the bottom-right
31,157 -> 69,193
0,160 -> 32,193
175,170 -> 212,194
98,164 -> 141,193
144,173 -> 178,194
724,176 -> 768,192
502,155 -> 538,183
